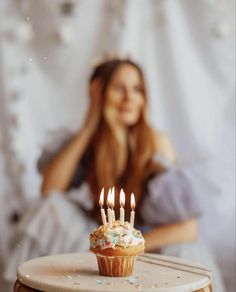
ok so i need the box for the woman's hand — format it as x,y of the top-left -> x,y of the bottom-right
83,78 -> 103,136
144,219 -> 198,252
41,79 -> 103,195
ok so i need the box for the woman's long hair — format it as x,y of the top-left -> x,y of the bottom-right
87,59 -> 164,220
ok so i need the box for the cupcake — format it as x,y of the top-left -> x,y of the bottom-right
90,220 -> 145,277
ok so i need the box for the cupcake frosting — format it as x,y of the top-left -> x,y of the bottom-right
90,221 -> 145,250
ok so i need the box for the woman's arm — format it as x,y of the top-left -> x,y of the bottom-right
144,132 -> 198,251
41,79 -> 102,196
41,127 -> 93,196
154,131 -> 176,163
144,218 -> 198,252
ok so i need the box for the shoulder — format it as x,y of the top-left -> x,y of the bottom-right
152,130 -> 176,164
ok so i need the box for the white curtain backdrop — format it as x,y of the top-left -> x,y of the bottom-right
0,0 -> 235,291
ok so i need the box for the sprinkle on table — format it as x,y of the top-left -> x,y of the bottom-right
128,277 -> 137,284
73,282 -> 80,285
64,275 -> 72,279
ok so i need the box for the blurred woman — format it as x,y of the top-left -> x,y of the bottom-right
40,59 -> 196,250
5,59 -> 225,291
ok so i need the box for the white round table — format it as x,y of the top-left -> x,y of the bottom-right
15,253 -> 212,292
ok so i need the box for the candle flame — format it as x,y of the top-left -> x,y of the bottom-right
119,189 -> 125,207
107,188 -> 111,207
131,193 -> 135,209
110,186 -> 115,208
99,188 -> 104,207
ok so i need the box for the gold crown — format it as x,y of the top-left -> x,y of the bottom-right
90,50 -> 133,68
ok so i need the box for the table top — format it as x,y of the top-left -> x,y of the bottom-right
17,253 -> 211,292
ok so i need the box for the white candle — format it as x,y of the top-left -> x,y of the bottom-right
130,193 -> 135,228
119,189 -> 125,224
99,188 -> 107,226
111,186 -> 115,222
107,189 -> 113,228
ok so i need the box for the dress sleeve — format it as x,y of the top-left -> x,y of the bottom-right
37,129 -> 73,174
140,157 -> 203,225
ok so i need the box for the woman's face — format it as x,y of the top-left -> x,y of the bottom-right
104,64 -> 145,128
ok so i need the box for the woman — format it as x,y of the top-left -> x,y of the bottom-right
41,58 -> 197,249
5,59 -> 225,291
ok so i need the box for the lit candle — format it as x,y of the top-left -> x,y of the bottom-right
107,189 -> 113,228
130,193 -> 135,228
119,189 -> 125,224
111,186 -> 115,222
99,188 -> 107,226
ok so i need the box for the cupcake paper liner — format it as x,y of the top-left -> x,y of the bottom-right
96,254 -> 137,277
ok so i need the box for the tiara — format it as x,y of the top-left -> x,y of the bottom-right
90,50 -> 133,68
